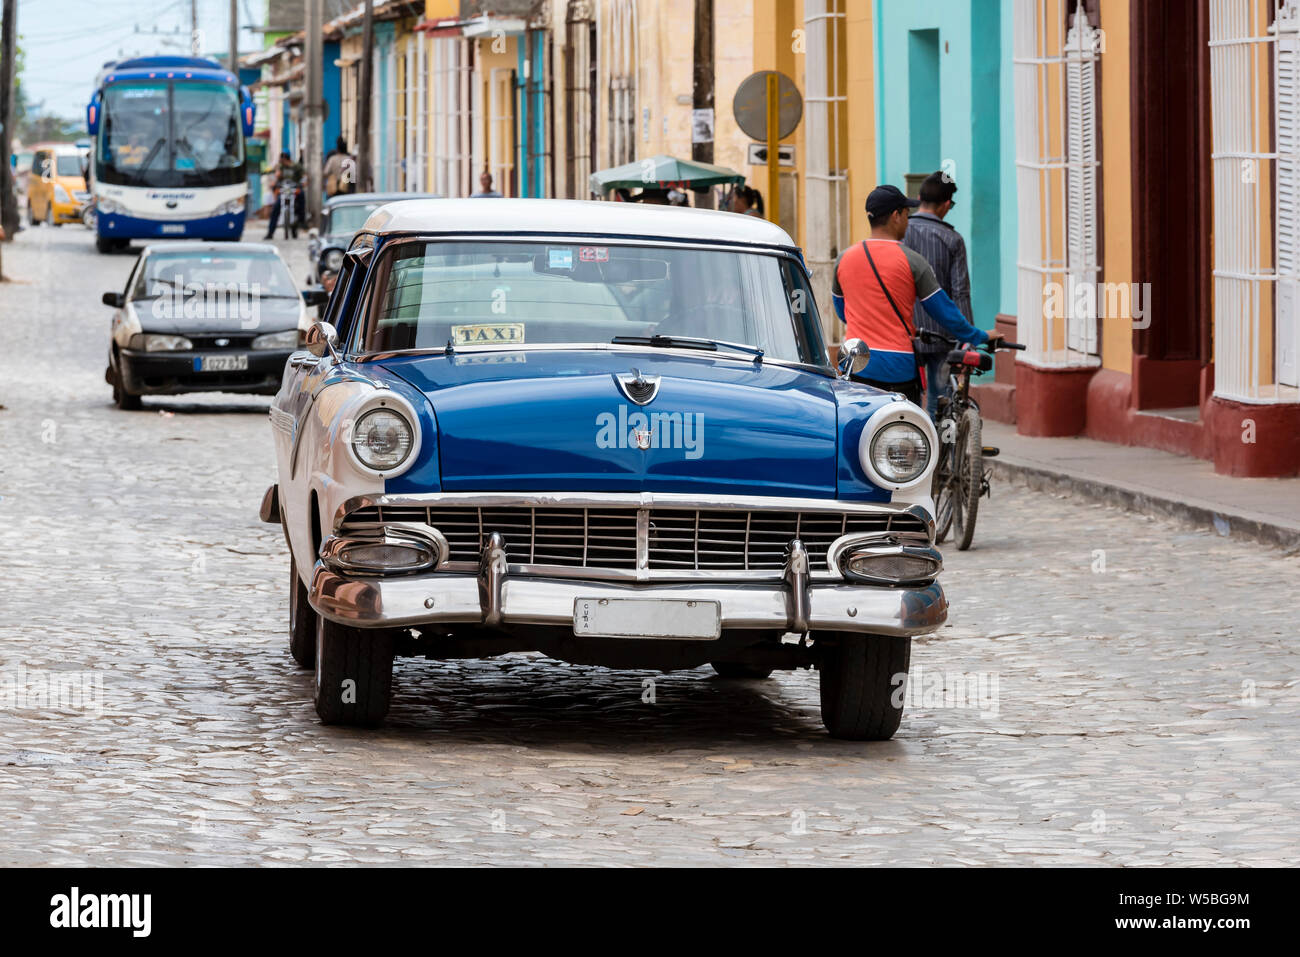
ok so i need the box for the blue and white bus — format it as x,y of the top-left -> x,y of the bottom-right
86,56 -> 255,253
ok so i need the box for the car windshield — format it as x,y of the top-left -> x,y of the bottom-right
363,240 -> 823,364
56,155 -> 84,177
133,250 -> 299,300
327,203 -> 382,234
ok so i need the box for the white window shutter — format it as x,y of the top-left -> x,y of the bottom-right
1277,21 -> 1300,388
1065,13 -> 1100,357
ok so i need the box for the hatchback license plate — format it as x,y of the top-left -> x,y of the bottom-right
573,598 -> 721,640
197,354 -> 249,372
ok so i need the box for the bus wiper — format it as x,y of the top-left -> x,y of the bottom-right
175,139 -> 214,185
611,334 -> 764,362
124,137 -> 168,186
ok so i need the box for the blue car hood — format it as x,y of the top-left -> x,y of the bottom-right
377,349 -> 840,497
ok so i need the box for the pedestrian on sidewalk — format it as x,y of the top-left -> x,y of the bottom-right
323,137 -> 356,198
832,184 -> 999,406
471,170 -> 503,197
904,171 -> 975,418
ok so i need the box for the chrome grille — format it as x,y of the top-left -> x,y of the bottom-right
342,503 -> 927,573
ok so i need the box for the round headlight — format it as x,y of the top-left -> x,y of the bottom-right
323,249 -> 344,273
351,408 -> 414,471
869,422 -> 931,484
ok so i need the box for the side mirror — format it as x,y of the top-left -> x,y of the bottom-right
301,286 -> 330,307
102,291 -> 125,308
837,338 -> 870,379
304,321 -> 339,359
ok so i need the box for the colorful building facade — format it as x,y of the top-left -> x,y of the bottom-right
245,0 -> 1300,477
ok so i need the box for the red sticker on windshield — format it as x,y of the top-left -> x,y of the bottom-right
579,246 -> 609,262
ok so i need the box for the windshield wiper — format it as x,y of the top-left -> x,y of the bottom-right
611,334 -> 764,363
175,139 -> 215,185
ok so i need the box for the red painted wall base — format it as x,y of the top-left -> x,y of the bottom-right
971,382 -> 1015,424
1013,361 -> 1097,436
1204,396 -> 1300,477
1084,368 -> 1212,459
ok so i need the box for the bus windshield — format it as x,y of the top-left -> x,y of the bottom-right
97,79 -> 245,188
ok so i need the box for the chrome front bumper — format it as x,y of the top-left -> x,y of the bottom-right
309,562 -> 948,637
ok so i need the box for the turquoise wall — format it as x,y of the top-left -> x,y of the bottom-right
873,0 -> 1017,330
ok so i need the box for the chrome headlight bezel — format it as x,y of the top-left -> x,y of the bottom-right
858,400 -> 938,491
96,197 -> 124,215
320,531 -> 442,576
344,394 -> 421,479
321,248 -> 345,274
833,541 -> 944,585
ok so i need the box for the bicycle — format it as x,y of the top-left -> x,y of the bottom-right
919,329 -> 1025,551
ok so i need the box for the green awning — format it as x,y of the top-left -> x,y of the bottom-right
589,154 -> 746,195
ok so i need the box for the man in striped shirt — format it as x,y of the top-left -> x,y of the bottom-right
905,171 -> 975,417
832,185 -> 998,407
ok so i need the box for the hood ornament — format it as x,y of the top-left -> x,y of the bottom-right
615,368 -> 661,406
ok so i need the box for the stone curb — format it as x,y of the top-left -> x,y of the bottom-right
986,458 -> 1300,553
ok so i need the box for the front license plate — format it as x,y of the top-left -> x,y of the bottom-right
160,224 -> 186,234
196,354 -> 249,372
573,598 -> 721,640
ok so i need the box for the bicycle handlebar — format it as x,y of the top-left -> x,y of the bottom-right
915,329 -> 1025,352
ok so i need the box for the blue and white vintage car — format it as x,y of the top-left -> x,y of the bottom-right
261,198 -> 945,739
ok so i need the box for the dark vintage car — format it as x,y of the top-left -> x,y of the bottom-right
104,242 -> 325,409
307,192 -> 438,289
264,199 -> 945,739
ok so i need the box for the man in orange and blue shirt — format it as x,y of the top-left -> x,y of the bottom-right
832,185 -> 999,406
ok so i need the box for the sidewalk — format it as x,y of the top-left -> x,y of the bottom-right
981,421 -> 1300,551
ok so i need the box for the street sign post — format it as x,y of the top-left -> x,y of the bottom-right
733,70 -> 802,225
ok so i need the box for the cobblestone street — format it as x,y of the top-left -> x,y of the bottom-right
1,224 -> 1298,866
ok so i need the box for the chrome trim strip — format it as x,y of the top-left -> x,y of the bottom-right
309,565 -> 949,636
334,490 -> 932,532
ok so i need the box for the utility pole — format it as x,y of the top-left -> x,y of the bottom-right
228,0 -> 238,74
0,0 -> 18,256
356,0 -> 373,192
304,0 -> 323,228
691,0 -> 714,209
191,0 -> 200,56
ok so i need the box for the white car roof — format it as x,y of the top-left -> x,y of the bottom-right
141,241 -> 283,256
360,198 -> 798,248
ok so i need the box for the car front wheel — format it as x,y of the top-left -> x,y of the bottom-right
288,555 -> 317,668
313,617 -> 394,726
817,633 -> 910,740
110,354 -> 142,410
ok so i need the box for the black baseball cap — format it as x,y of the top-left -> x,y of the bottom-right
865,184 -> 920,221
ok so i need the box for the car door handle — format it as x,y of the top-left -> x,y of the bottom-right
290,355 -> 321,369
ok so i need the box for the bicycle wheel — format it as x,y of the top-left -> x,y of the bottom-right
952,408 -> 983,551
932,421 -> 956,543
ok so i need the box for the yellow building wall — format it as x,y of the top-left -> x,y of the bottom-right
473,35 -> 520,196
1099,0 -> 1133,375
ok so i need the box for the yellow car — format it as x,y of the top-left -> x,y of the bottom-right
28,146 -> 88,227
